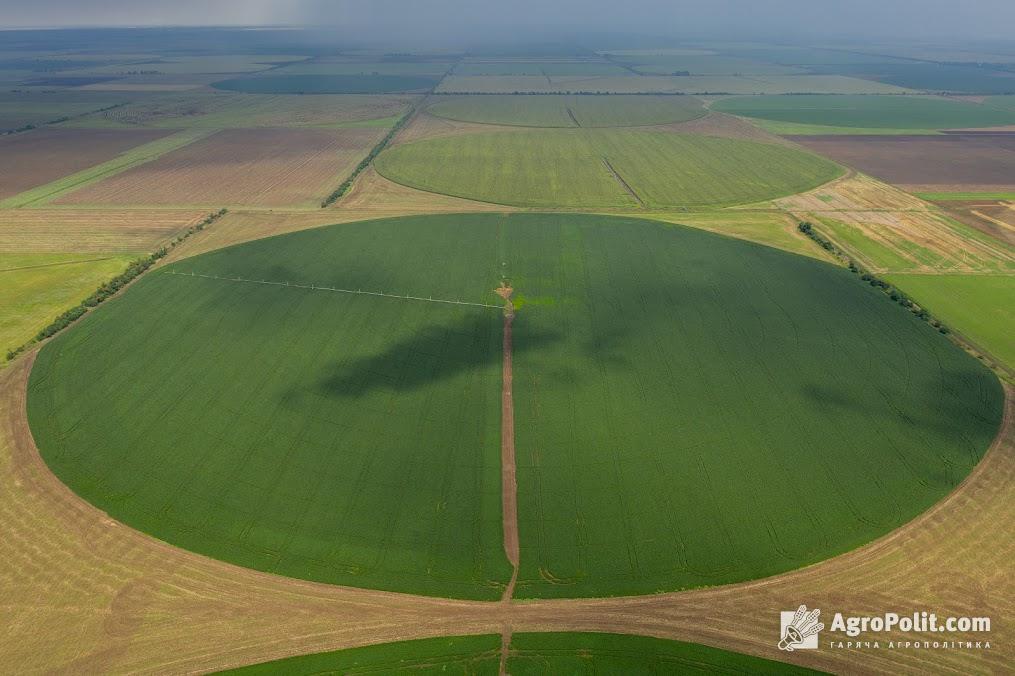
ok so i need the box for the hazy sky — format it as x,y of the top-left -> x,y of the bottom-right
3,0 -> 1015,42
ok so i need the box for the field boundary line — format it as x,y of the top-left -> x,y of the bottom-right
0,256 -> 117,273
601,157 -> 644,207
163,270 -> 502,309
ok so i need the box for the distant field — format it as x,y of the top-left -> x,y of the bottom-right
713,95 -> 1015,131
271,60 -> 454,76
454,60 -> 628,76
427,94 -> 705,127
227,633 -> 814,674
68,92 -> 414,128
0,127 -> 172,200
805,62 -> 1015,94
213,74 -> 439,94
607,52 -> 804,75
28,214 -> 1002,600
375,129 -> 842,208
791,133 -> 1015,192
0,90 -> 129,132
437,74 -> 912,94
886,274 -> 1015,369
58,127 -> 385,207
0,209 -> 205,253
0,253 -> 132,356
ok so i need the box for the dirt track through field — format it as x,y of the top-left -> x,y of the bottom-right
601,157 -> 644,206
497,284 -> 520,604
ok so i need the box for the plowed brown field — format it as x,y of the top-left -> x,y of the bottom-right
791,134 -> 1015,193
0,128 -> 172,200
57,128 -> 385,208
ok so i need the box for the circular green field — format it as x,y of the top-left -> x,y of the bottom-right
374,130 -> 843,208
713,94 -> 1015,130
427,94 -> 706,128
28,214 -> 1002,600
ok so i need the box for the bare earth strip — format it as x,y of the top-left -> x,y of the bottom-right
1,347 -> 1011,674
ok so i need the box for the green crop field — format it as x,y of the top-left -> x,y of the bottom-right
28,214 -> 1002,601
212,74 -> 440,94
713,94 -> 1015,131
0,253 -> 133,356
225,633 -> 816,674
66,92 -> 414,129
375,130 -> 842,208
886,274 -> 1015,369
427,94 -> 705,127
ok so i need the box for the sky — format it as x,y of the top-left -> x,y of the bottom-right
2,0 -> 1015,43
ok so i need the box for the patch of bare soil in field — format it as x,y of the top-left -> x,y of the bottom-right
2,343 -> 1012,674
938,200 -> 1015,246
391,111 -> 524,146
648,111 -> 796,146
337,166 -> 512,214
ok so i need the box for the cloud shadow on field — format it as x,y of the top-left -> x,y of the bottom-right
313,312 -> 566,398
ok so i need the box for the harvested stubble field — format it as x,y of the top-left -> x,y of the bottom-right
57,128 -> 387,207
0,127 -> 172,200
778,174 -> 1015,274
27,214 -> 1002,604
790,133 -> 1015,193
375,130 -> 842,208
0,208 -> 206,253
427,94 -> 705,128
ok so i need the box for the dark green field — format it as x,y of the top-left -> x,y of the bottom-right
212,74 -> 440,94
28,214 -> 1003,600
713,94 -> 1015,130
225,633 -> 817,674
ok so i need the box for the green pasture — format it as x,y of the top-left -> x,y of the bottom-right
28,214 -> 1002,600
427,94 -> 705,128
225,633 -> 816,674
886,273 -> 1015,370
375,130 -> 842,208
713,94 -> 1015,131
0,253 -> 133,358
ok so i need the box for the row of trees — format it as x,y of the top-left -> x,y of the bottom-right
797,221 -> 948,334
5,209 -> 227,362
320,107 -> 415,207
